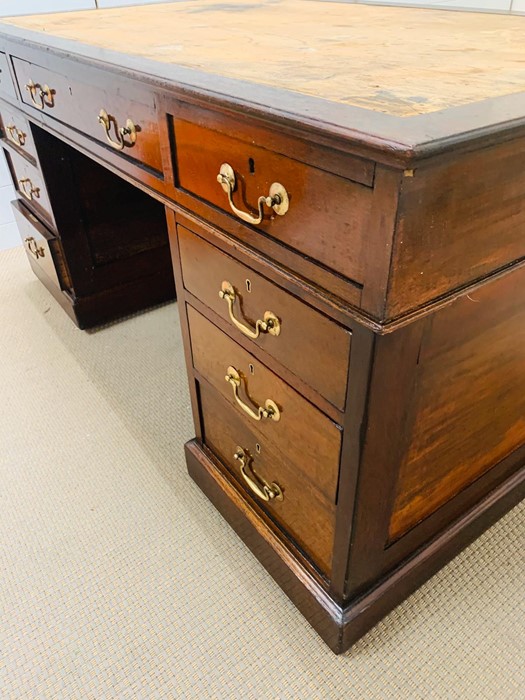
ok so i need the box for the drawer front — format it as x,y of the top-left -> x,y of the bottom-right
178,225 -> 351,411
5,147 -> 53,227
0,52 -> 16,101
0,103 -> 37,161
172,109 -> 373,284
12,56 -> 162,174
200,381 -> 336,576
188,305 -> 342,502
12,200 -> 70,291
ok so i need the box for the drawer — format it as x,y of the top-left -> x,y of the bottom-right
12,200 -> 70,292
0,52 -> 16,101
171,105 -> 373,285
5,147 -> 54,227
0,103 -> 37,161
12,56 -> 162,174
188,305 -> 342,502
178,225 -> 352,411
200,381 -> 336,576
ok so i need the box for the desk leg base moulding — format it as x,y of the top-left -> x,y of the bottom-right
63,271 -> 176,330
187,440 -> 525,654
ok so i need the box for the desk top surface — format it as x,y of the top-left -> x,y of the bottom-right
3,0 -> 525,118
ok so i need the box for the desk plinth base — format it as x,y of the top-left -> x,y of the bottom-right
37,264 -> 176,330
185,438 -> 525,654
66,268 -> 176,330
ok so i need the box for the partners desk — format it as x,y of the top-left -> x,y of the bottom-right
1,1 -> 524,654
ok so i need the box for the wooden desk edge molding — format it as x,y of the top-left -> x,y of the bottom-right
1,0 -> 524,653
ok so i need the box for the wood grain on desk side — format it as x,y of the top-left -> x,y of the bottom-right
389,264 -> 525,540
385,135 -> 525,319
4,0 -> 525,117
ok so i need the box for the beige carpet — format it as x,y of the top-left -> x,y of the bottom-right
1,245 -> 524,699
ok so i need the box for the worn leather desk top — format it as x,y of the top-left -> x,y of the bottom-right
3,0 -> 525,118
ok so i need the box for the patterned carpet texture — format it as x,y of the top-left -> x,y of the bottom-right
1,246 -> 524,699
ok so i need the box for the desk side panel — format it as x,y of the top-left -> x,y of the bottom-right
348,264 -> 525,595
386,136 -> 525,319
389,263 -> 525,540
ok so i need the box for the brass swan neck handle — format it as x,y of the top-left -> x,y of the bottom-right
217,162 -> 289,225
234,447 -> 284,503
219,281 -> 281,340
225,366 -> 281,422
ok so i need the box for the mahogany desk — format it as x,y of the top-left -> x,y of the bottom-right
1,1 -> 524,653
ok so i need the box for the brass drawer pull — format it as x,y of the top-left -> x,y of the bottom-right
5,124 -> 26,147
25,236 -> 45,260
225,366 -> 281,422
217,162 -> 289,225
98,109 -> 137,150
18,178 -> 40,201
219,280 -> 281,339
25,80 -> 54,110
234,447 -> 283,502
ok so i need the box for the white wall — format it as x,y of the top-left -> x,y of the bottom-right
97,1 -> 175,7
321,0 -> 523,10
0,1 -> 92,15
358,0 -> 514,11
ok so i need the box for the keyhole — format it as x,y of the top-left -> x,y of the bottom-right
248,157 -> 255,174
245,279 -> 252,293
68,86 -> 73,95
248,363 -> 255,375
256,443 -> 261,454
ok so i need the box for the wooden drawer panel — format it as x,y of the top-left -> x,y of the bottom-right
0,102 -> 37,161
12,56 -> 162,174
188,305 -> 342,502
12,199 -> 70,292
0,52 -> 16,101
200,381 -> 336,576
172,106 -> 373,285
178,225 -> 352,411
5,147 -> 54,227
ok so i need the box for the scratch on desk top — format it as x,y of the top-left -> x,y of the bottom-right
3,0 -> 525,117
